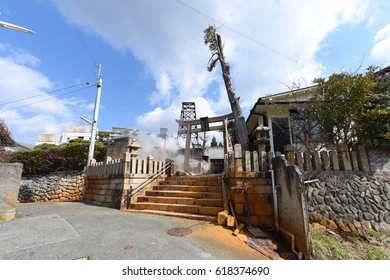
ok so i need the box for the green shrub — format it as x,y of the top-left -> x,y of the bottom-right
12,141 -> 107,175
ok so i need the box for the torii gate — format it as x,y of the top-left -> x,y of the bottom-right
176,112 -> 235,172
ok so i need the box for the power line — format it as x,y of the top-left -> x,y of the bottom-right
173,0 -> 303,65
0,83 -> 96,114
0,81 -> 92,106
59,0 -> 97,66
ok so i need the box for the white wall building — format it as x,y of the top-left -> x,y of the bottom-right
36,125 -> 92,146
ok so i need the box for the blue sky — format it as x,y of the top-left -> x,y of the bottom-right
1,0 -> 390,145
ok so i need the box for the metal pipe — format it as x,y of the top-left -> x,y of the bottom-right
279,226 -> 303,259
304,179 -> 319,184
269,169 -> 279,231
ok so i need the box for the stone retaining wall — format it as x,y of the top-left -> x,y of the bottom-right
19,171 -> 85,203
306,172 -> 390,234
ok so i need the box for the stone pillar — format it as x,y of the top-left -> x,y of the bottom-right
303,151 -> 312,171
350,151 -> 359,171
245,150 -> 251,172
296,151 -> 304,170
312,151 -> 322,172
267,151 -> 275,170
329,150 -> 339,171
147,155 -> 154,175
355,145 -> 370,172
320,151 -> 331,171
234,144 -> 243,172
0,163 -> 23,221
339,146 -> 352,171
253,151 -> 260,173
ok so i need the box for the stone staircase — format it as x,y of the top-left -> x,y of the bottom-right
129,174 -> 224,221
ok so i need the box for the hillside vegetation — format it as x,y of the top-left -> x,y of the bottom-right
310,225 -> 390,260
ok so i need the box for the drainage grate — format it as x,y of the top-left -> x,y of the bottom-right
167,227 -> 192,237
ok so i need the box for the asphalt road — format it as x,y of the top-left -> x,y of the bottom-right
0,202 -> 267,260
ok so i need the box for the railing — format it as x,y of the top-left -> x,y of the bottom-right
126,159 -> 174,209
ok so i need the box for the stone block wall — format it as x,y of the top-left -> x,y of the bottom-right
84,174 -> 130,209
225,172 -> 274,228
19,171 -> 84,203
306,172 -> 390,234
84,153 -> 168,209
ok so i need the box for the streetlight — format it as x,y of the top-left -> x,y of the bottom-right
0,20 -> 35,34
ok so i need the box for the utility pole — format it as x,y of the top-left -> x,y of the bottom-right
86,64 -> 103,167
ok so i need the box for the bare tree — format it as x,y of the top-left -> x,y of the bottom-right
0,118 -> 15,148
204,25 -> 249,152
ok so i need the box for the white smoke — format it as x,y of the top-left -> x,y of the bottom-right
135,132 -> 185,162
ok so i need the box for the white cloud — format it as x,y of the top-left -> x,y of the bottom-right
0,47 -> 93,144
51,0 -> 371,134
149,72 -> 174,106
371,23 -> 390,64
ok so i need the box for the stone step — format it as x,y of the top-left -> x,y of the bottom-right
153,185 -> 221,193
123,209 -> 217,222
163,175 -> 223,186
161,179 -> 222,186
130,202 -> 224,216
145,190 -> 222,199
136,196 -> 223,207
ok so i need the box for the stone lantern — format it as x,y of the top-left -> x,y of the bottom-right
127,139 -> 141,158
255,124 -> 271,152
254,118 -> 270,171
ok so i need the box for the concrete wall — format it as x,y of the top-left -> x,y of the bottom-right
272,156 -> 310,257
19,171 -> 84,203
0,163 -> 23,221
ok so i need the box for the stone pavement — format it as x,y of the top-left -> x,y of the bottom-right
0,201 -> 267,260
